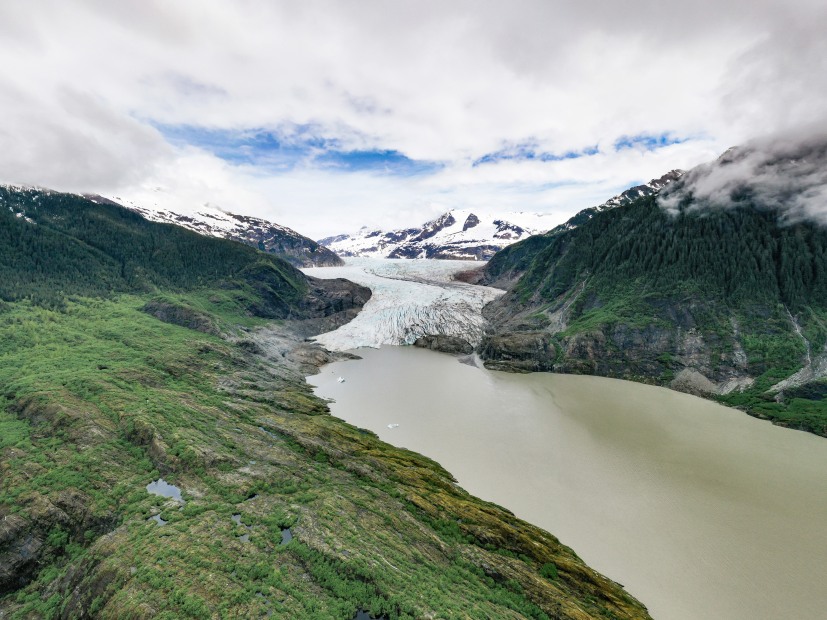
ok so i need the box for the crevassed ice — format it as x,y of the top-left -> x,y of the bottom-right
302,258 -> 503,351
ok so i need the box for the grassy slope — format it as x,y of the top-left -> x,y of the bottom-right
0,295 -> 648,619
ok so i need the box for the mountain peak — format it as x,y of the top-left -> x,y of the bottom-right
603,170 -> 685,209
99,195 -> 342,267
463,213 -> 480,231
320,208 -> 554,260
547,170 -> 686,235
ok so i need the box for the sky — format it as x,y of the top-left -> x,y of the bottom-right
1,0 -> 825,239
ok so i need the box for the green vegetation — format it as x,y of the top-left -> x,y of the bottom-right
483,195 -> 827,437
492,197 -> 827,309
540,563 -> 559,580
0,186 -> 305,313
0,295 -> 647,619
0,188 -> 649,619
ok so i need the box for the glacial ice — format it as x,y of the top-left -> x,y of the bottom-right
302,258 -> 503,351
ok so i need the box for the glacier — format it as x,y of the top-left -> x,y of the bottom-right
302,258 -> 503,351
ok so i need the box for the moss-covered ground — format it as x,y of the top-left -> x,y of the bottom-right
0,295 -> 649,619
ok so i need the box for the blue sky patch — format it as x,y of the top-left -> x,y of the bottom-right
156,123 -> 335,170
155,123 -> 440,176
315,149 -> 442,175
473,142 -> 599,167
613,132 -> 687,151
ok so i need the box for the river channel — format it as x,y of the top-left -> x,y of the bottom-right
305,259 -> 827,620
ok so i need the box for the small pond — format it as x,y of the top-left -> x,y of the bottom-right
146,478 -> 184,504
232,513 -> 252,542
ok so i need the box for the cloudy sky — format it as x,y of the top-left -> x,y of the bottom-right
1,0 -> 825,238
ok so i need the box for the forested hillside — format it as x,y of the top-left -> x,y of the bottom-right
481,184 -> 827,437
488,196 -> 827,308
0,186 -> 309,312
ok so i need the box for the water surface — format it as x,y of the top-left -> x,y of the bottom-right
309,345 -> 827,620
146,478 -> 184,503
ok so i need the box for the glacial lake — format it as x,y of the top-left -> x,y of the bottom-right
309,345 -> 827,620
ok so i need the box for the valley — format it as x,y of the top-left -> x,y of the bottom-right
3,5 -> 825,619
6,159 -> 827,620
0,191 -> 647,619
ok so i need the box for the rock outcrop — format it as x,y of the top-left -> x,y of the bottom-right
413,335 -> 474,355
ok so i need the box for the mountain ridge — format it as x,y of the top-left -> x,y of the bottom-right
547,170 -> 685,235
110,196 -> 343,268
320,208 -> 558,260
2,183 -> 343,268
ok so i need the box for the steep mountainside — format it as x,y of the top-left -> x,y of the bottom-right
320,209 -> 556,260
0,186 -> 649,618
104,195 -> 342,267
480,162 -> 827,437
0,186 -> 352,313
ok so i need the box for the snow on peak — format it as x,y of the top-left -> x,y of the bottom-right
319,208 -> 556,261
96,194 -> 342,267
545,170 -> 686,236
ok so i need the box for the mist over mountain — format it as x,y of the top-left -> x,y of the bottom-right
659,130 -> 827,224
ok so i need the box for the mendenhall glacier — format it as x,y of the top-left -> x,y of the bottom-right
302,258 -> 502,351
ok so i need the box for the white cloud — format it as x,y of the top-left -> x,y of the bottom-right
0,0 -> 825,237
659,128 -> 827,225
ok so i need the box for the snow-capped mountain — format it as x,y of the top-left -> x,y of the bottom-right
549,170 -> 685,234
319,209 -> 557,261
96,196 -> 342,268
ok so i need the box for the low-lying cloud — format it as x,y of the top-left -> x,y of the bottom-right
659,128 -> 827,225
